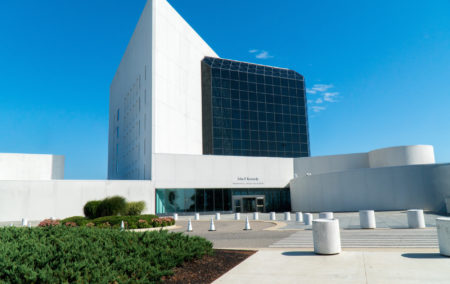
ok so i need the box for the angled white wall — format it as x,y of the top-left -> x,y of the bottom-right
152,0 -> 218,159
109,0 -> 218,180
0,153 -> 64,180
109,0 -> 153,180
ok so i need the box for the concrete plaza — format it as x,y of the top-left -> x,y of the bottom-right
172,211 -> 449,283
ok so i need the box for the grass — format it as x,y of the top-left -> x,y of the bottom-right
0,226 -> 213,283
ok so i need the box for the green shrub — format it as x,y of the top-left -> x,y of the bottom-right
83,200 -> 101,219
57,214 -> 172,229
0,227 -> 213,282
60,216 -> 89,226
125,201 -> 146,215
96,196 -> 127,217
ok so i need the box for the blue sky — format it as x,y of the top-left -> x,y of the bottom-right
0,0 -> 449,179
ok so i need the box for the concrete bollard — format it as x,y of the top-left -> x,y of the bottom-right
209,218 -> 216,231
284,212 -> 291,221
296,212 -> 303,222
21,218 -> 27,227
215,212 -> 221,220
235,212 -> 240,220
304,213 -> 313,225
270,212 -> 276,221
244,216 -> 252,230
173,213 -> 178,221
120,220 -> 125,230
319,212 -> 334,219
436,217 -> 450,256
359,210 -> 376,229
407,209 -> 426,228
194,213 -> 200,220
253,212 -> 259,220
313,219 -> 341,255
187,219 -> 193,232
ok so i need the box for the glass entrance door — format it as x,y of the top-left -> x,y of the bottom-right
243,198 -> 256,212
232,195 -> 265,212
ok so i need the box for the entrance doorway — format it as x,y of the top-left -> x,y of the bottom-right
232,195 -> 265,212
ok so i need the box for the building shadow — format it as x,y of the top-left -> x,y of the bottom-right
282,251 -> 316,256
401,253 -> 445,259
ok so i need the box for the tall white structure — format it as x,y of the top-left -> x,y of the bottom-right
108,0 -> 218,180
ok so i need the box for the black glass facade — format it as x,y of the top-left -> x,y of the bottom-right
156,188 -> 291,214
202,57 -> 310,158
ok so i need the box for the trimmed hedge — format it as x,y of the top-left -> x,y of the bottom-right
83,196 -> 147,219
59,214 -> 174,229
126,201 -> 146,215
83,200 -> 101,219
0,227 -> 213,282
96,196 -> 127,217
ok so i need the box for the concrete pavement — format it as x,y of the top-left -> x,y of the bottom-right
213,248 -> 450,284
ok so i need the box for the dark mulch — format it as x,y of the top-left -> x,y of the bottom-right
162,249 -> 256,284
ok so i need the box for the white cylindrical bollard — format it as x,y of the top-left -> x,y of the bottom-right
284,212 -> 291,221
304,213 -> 313,225
313,219 -> 341,255
216,212 -> 221,220
359,210 -> 376,229
407,209 -> 426,228
244,216 -> 252,230
436,217 -> 450,257
21,218 -> 27,226
296,212 -> 303,222
120,220 -> 125,230
270,212 -> 276,221
187,219 -> 193,232
209,218 -> 216,231
173,213 -> 178,221
253,212 -> 259,220
319,212 -> 334,219
194,213 -> 200,220
235,212 -> 241,220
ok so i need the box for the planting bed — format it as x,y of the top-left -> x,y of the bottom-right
163,249 -> 256,283
0,226 -> 212,283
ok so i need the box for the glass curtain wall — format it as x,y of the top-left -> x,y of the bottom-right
155,188 -> 290,214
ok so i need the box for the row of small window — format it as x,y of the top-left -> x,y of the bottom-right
210,70 -> 303,87
203,57 -> 302,79
212,101 -> 306,116
213,148 -> 308,158
212,120 -> 307,134
212,131 -> 308,144
210,79 -> 304,94
212,114 -> 308,127
212,89 -> 305,104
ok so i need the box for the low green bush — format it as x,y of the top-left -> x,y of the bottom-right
83,200 -> 101,219
0,227 -> 213,282
125,201 -> 146,215
60,214 -> 173,229
96,196 -> 127,217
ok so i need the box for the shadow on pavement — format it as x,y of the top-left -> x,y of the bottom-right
281,251 -> 316,256
401,253 -> 445,259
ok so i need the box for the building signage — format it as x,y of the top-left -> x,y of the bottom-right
233,176 -> 264,185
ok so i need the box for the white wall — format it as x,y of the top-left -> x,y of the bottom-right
152,0 -> 218,159
290,163 -> 448,213
0,153 -> 64,180
293,152 -> 369,176
153,153 -> 293,189
368,145 -> 435,168
0,180 -> 155,222
109,0 -> 152,180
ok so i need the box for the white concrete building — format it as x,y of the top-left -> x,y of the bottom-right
0,0 -> 448,222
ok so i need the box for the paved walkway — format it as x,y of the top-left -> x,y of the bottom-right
213,248 -> 450,284
271,228 -> 439,248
